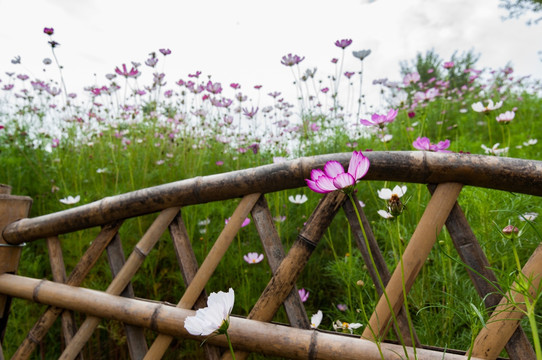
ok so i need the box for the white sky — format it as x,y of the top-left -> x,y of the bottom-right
1,0 -> 541,110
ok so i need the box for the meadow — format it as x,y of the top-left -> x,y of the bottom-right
1,29 -> 542,359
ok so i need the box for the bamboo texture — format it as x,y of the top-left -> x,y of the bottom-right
144,193 -> 261,359
362,182 -> 463,340
4,152 -> 542,244
59,207 -> 180,360
468,242 -> 542,359
0,274 -> 486,360
12,221 -> 123,360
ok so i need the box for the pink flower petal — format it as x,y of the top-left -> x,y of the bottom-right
324,161 -> 345,178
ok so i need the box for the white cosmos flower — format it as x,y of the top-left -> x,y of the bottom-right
288,194 -> 308,204
333,320 -> 363,334
377,185 -> 407,200
481,143 -> 509,156
519,212 -> 538,222
311,310 -> 323,329
184,288 -> 235,336
59,195 -> 80,205
471,99 -> 503,113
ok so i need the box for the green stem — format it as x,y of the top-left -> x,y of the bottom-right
225,331 -> 237,360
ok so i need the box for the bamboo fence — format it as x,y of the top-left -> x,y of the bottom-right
0,151 -> 541,359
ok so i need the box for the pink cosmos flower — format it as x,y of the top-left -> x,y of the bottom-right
443,61 -> 454,69
43,27 -> 54,35
298,288 -> 309,302
496,111 -> 515,123
306,150 -> 370,194
360,109 -> 398,128
159,48 -> 171,56
281,53 -> 305,66
242,107 -> 259,119
403,72 -> 420,85
412,137 -> 451,153
335,39 -> 353,49
115,64 -> 140,78
243,252 -> 264,264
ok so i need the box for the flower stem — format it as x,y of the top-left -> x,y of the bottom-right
225,331 -> 237,360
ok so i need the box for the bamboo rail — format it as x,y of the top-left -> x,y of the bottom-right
0,274 -> 486,360
4,152 -> 542,244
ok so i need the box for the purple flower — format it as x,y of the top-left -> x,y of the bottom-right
159,48 -> 171,56
412,137 -> 452,153
298,288 -> 309,302
337,304 -> 348,311
306,150 -> 370,194
242,107 -> 259,119
443,61 -> 454,69
43,27 -> 54,35
206,80 -> 223,94
335,39 -> 353,49
115,64 -> 140,78
243,252 -> 264,264
360,109 -> 398,128
225,217 -> 251,227
281,53 -> 305,66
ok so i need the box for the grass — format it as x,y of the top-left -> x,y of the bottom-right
1,32 -> 542,359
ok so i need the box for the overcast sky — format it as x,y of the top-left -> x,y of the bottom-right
1,0 -> 541,110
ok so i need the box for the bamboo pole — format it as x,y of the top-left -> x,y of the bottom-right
5,152 -> 542,245
362,182 -> 463,341
0,274 -> 487,360
342,195 -> 420,347
105,233 -> 149,359
59,207 -> 180,360
428,184 -> 536,359
12,221 -> 123,360
250,195 -> 310,329
0,187 -> 32,343
169,211 -> 221,360
143,193 -> 261,359
468,242 -> 542,359
223,191 -> 347,360
46,236 -> 82,357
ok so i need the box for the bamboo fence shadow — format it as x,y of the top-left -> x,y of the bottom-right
0,151 -> 541,359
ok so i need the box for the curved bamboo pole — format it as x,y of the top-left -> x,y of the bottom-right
0,274 -> 486,360
4,152 -> 542,244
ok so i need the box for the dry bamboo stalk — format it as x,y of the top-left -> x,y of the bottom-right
223,191 -> 347,360
106,233 -> 148,360
0,273 -> 486,360
46,236 -> 81,357
5,152 -> 542,245
59,207 -> 180,360
342,195 -> 420,347
468,243 -> 542,359
12,220 -> 123,360
169,211 -> 221,360
0,190 -> 32,343
250,195 -> 310,329
362,182 -> 463,341
144,193 -> 261,359
428,184 -> 536,360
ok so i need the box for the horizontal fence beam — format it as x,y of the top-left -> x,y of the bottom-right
4,151 -> 542,244
0,274 -> 485,360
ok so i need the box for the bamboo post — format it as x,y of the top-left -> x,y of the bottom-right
250,195 -> 310,329
362,182 -> 463,341
0,273 -> 487,360
169,211 -> 221,360
0,185 -> 32,343
106,233 -> 149,359
342,194 -> 420,347
59,207 -> 180,360
46,236 -> 82,358
12,220 -> 123,360
143,193 -> 261,359
428,184 -> 536,359
223,191 -> 347,360
468,242 -> 542,359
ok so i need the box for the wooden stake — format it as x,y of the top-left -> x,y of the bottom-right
58,207 -> 180,360
362,182 -> 463,341
468,243 -> 542,359
12,221 -> 123,360
143,193 -> 260,359
0,273 -> 486,360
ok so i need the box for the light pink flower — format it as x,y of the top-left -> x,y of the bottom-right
306,151 -> 370,194
298,288 -> 309,302
225,217 -> 251,227
496,111 -> 515,123
360,109 -> 398,128
243,252 -> 264,264
412,137 -> 451,153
